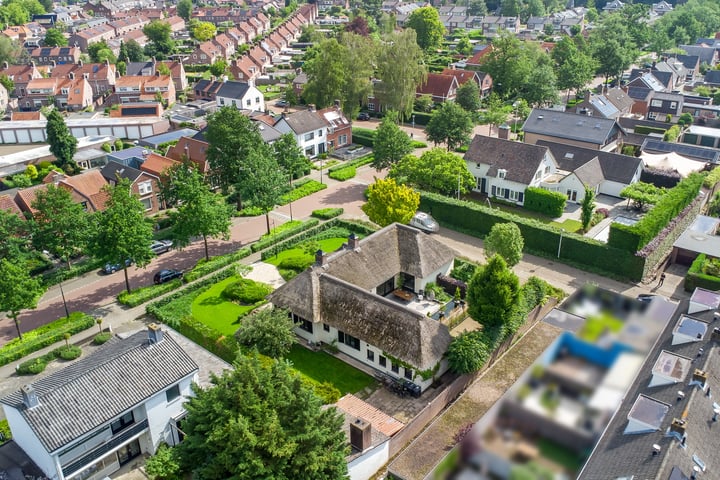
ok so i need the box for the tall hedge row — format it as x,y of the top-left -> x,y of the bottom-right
523,187 -> 567,218
608,173 -> 705,252
419,192 -> 645,280
685,254 -> 720,292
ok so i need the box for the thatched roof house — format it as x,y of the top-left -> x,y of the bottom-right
269,224 -> 456,377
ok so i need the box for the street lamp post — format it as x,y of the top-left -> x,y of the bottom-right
59,280 -> 70,319
457,174 -> 461,201
288,175 -> 294,221
319,156 -> 324,185
512,101 -> 519,136
557,229 -> 565,259
412,114 -> 415,130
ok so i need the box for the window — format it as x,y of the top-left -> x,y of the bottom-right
379,356 -> 387,367
166,384 -> 180,402
292,313 -> 313,333
391,362 -> 399,373
323,323 -> 330,332
340,331 -> 360,350
338,134 -> 347,145
670,102 -> 677,109
140,197 -> 152,211
648,112 -> 657,120
110,411 -> 135,434
304,132 -> 315,142
651,99 -> 663,108
367,102 -> 375,111
367,350 -> 374,362
138,181 -> 152,195
255,96 -> 260,104
304,145 -> 315,157
246,99 -> 251,106
318,130 -> 323,137
404,368 -> 413,380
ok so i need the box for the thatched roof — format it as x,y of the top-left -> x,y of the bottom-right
268,224 -> 455,370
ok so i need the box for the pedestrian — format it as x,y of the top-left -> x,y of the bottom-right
658,272 -> 666,287
410,132 -> 414,139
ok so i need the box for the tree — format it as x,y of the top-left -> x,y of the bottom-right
235,308 -> 296,358
30,184 -> 92,269
455,34 -> 473,56
0,36 -> 22,66
345,16 -> 370,36
520,63 -> 558,107
476,31 -> 544,99
209,59 -> 228,78
43,28 -> 67,47
0,208 -> 28,261
0,73 -> 13,94
124,39 -> 144,62
552,36 -> 597,99
376,29 -> 427,119
176,354 -> 348,479
46,109 -> 77,169
165,163 -> 233,261
303,38 -> 347,110
0,258 -> 45,340
500,0 -> 520,16
92,178 -> 155,293
446,330 -> 489,374
484,222 -> 524,267
406,6 -> 445,51
145,444 -> 182,480
580,185 -> 596,232
426,102 -> 474,151
87,39 -> 116,63
338,32 -> 375,119
478,94 -> 511,135
414,94 -> 433,113
388,148 -> 475,196
620,182 -> 664,210
237,150 -> 287,235
191,21 -> 216,42
466,254 -> 519,328
143,20 -> 175,59
362,177 -> 420,227
273,133 -> 309,183
372,111 -> 413,170
456,80 -> 481,112
177,0 -> 192,21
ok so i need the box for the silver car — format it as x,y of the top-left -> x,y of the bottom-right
150,240 -> 173,255
409,212 -> 439,233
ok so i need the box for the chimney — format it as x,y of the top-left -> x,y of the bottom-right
693,368 -> 708,385
348,233 -> 360,250
315,249 -> 325,266
78,58 -> 83,67
349,418 -> 372,452
669,418 -> 687,437
148,323 -> 164,344
21,384 -> 39,409
584,90 -> 591,102
51,60 -> 56,67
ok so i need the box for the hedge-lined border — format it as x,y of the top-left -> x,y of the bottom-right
311,208 -> 344,220
418,191 -> 645,281
0,312 -> 95,367
251,219 -> 320,253
685,254 -> 720,292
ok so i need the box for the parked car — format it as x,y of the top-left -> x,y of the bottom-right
274,100 -> 289,107
154,269 -> 183,284
150,240 -> 173,255
357,112 -> 370,121
103,259 -> 132,274
409,212 -> 439,233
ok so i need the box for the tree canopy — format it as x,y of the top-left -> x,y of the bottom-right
581,185 -> 596,232
484,222 -> 524,267
362,177 -> 420,227
389,148 -> 475,196
45,109 -> 77,170
143,20 -> 175,59
375,29 -> 427,119
191,21 -> 216,42
620,182 -> 664,210
43,28 -> 67,47
466,254 -> 520,328
426,102 -> 474,151
235,308 -> 296,358
405,6 -> 445,51
177,0 -> 192,21
456,80 -> 481,113
176,354 -> 348,479
0,258 -> 45,340
372,111 -> 413,170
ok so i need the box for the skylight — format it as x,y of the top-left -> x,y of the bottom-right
625,394 -> 670,434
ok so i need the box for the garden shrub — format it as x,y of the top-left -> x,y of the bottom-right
17,356 -> 50,375
0,312 -> 95,367
704,167 -> 720,188
118,279 -> 183,307
450,258 -> 479,283
311,208 -> 344,219
278,255 -> 314,272
93,332 -> 113,344
685,253 -> 720,292
238,205 -> 265,217
351,128 -> 375,147
634,125 -> 667,135
251,219 -> 320,253
328,165 -> 356,181
58,345 -> 82,360
279,180 -> 326,204
184,247 -> 252,282
0,419 -> 11,445
523,187 -> 566,218
221,278 -> 273,304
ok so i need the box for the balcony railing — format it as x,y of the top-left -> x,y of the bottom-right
61,418 -> 149,477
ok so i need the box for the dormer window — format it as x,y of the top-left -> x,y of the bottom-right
498,169 -> 506,179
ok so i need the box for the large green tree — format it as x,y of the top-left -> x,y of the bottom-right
484,222 -> 524,267
165,163 -> 233,261
30,184 -> 92,269
92,178 -> 155,293
552,36 -> 597,100
426,102 -> 474,151
46,109 -> 77,170
177,0 -> 192,21
338,32 -> 375,119
456,80 -> 481,113
520,63 -> 558,107
376,29 -> 427,119
372,111 -> 413,171
405,6 -> 445,51
235,308 -> 296,358
388,148 -> 475,196
43,28 -> 67,47
362,177 -> 420,227
273,133 -> 310,183
0,209 -> 29,261
466,254 -> 519,328
191,21 -> 216,42
303,38 -> 346,110
143,20 -> 175,59
87,39 -> 116,63
176,354 -> 348,479
0,36 -> 23,66
237,147 -> 287,235
0,258 -> 45,340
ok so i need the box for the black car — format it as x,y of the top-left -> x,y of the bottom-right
357,112 -> 370,121
154,269 -> 184,284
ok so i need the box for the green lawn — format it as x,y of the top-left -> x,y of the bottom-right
286,344 -> 376,395
536,438 -> 586,473
577,312 -> 624,342
480,201 -> 585,234
191,276 -> 262,336
264,237 -> 349,266
550,218 -> 583,233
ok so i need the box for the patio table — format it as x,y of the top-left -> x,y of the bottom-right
393,289 -> 414,302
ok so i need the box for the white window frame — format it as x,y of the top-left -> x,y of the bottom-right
138,181 -> 152,195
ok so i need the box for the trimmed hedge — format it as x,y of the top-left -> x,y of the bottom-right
185,248 -> 253,282
608,173 -> 705,252
328,166 -> 356,180
41,258 -> 105,287
704,167 -> 720,188
418,191 -> 645,281
635,125 -> 667,135
251,219 -> 320,253
118,279 -> 183,307
0,312 -> 95,367
17,345 -> 82,375
410,111 -> 432,126
351,128 -> 376,147
685,254 -> 720,292
523,187 -> 566,218
279,180 -> 327,204
311,208 -> 344,219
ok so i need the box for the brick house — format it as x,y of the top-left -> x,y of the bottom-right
101,160 -> 163,213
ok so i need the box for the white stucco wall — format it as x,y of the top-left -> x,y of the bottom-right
601,179 -> 630,198
416,261 -> 454,292
274,118 -> 326,158
2,405 -> 58,478
557,174 -> 586,203
348,440 -> 390,480
143,374 -> 196,452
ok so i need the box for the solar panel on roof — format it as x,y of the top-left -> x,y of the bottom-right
40,48 -> 51,55
59,47 -> 70,54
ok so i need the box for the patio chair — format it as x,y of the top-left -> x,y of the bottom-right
418,289 -> 424,301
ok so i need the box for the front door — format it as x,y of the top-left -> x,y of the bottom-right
480,177 -> 487,194
567,189 -> 578,202
116,439 -> 141,466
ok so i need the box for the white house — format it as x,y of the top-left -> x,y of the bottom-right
274,108 -> 327,158
215,79 -> 265,112
464,135 -> 559,205
268,225 -> 456,392
1,325 -> 200,480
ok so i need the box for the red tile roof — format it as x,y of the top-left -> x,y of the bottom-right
335,394 -> 404,437
140,152 -> 180,177
0,193 -> 23,217
417,73 -> 458,99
